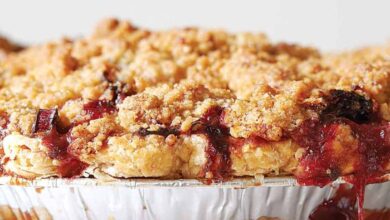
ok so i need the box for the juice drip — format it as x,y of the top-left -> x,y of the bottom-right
355,178 -> 365,220
309,185 -> 357,220
310,184 -> 390,220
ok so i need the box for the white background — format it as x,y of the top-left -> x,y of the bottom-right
0,0 -> 389,51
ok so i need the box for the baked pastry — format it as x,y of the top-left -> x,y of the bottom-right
0,19 -> 389,187
0,36 -> 23,59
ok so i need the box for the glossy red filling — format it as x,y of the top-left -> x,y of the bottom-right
32,97 -> 125,177
33,109 -> 87,178
82,84 -> 134,121
310,185 -> 390,220
32,108 -> 58,133
309,185 -> 357,220
292,120 -> 341,186
293,90 -> 390,220
291,119 -> 390,186
191,106 -> 232,183
83,100 -> 116,121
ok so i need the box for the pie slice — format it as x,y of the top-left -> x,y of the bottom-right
0,19 -> 389,188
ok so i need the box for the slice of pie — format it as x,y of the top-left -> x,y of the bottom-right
0,18 -> 389,187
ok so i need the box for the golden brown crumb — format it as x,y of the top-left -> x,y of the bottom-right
0,36 -> 23,60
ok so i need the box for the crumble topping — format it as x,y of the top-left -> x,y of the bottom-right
118,81 -> 233,133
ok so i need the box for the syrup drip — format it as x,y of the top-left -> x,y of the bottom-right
309,185 -> 357,220
310,184 -> 390,220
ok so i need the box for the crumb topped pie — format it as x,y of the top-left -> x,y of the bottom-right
0,19 -> 389,189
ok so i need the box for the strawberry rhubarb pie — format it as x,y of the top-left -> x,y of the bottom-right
0,19 -> 389,193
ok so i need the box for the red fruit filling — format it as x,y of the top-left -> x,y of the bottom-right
81,84 -> 134,122
309,185 -> 357,220
33,109 -> 87,178
83,100 -> 116,121
293,90 -> 390,220
291,119 -> 390,186
190,106 -> 232,183
291,119 -> 341,186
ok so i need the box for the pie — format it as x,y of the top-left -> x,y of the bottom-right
0,18 -> 389,186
